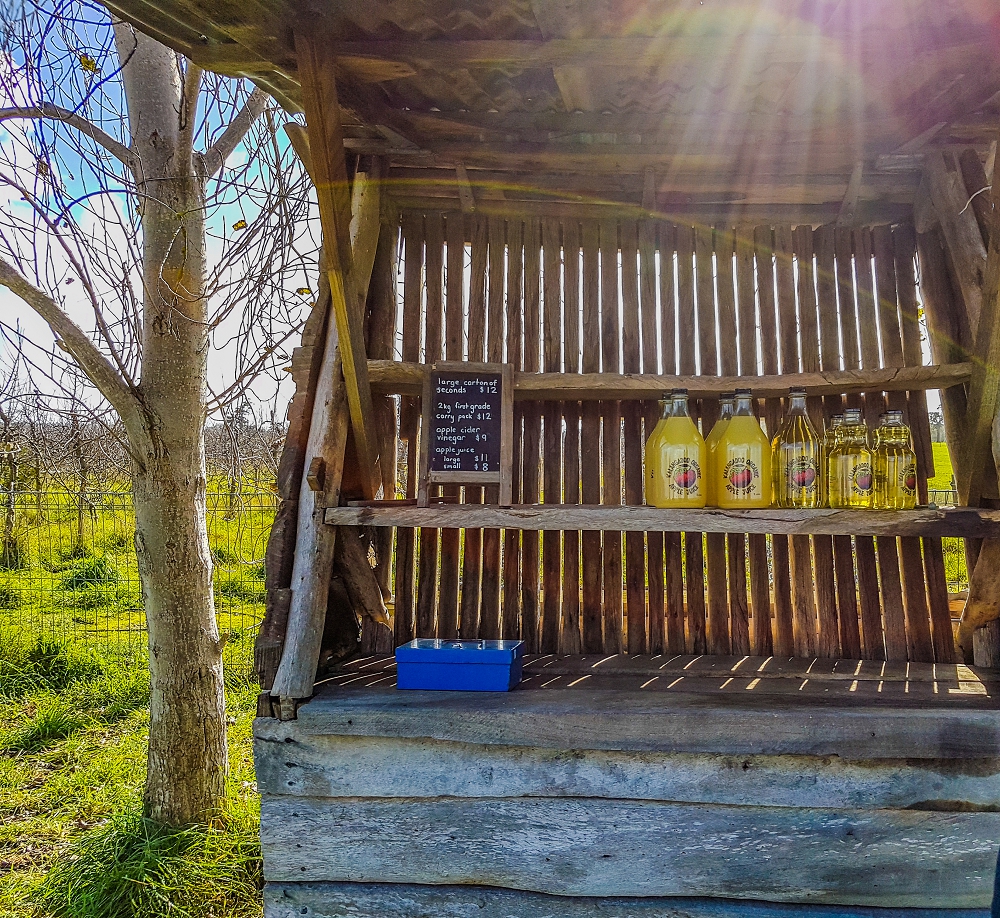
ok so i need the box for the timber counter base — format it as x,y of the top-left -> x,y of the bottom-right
255,663 -> 1000,914
264,883 -> 992,918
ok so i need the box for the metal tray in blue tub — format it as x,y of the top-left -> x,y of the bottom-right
395,639 -> 525,691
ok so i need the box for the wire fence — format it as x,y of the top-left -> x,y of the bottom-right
0,488 -> 277,676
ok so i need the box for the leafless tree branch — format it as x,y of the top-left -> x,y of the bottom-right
0,103 -> 137,171
0,256 -> 146,443
200,87 -> 269,179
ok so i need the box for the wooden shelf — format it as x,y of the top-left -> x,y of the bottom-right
367,359 -> 972,400
325,503 -> 1000,539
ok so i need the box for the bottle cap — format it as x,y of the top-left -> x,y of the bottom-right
672,388 -> 689,397
734,388 -> 753,396
788,387 -> 807,397
830,414 -> 844,426
844,408 -> 863,424
887,410 -> 904,424
720,392 -> 735,400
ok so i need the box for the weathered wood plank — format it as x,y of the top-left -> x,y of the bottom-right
503,218 -> 524,641
254,720 -> 1000,810
326,504 -> 1000,539
561,219 -> 582,653
580,220 -> 603,652
295,32 -> 380,499
260,795 -> 1000,905
367,360 -> 973,401
600,220 -> 624,654
295,684 -> 1000,758
264,882 -> 993,918
522,217 -> 543,650
541,218 -> 562,652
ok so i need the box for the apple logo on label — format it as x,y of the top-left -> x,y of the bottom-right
674,468 -> 698,489
792,467 -> 815,488
904,473 -> 916,490
730,468 -> 753,489
855,472 -> 873,492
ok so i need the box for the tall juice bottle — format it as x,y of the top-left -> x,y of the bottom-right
822,414 -> 844,507
645,389 -> 706,508
828,408 -> 874,509
644,396 -> 671,507
772,387 -> 820,508
716,389 -> 771,508
874,409 -> 917,510
704,392 -> 735,507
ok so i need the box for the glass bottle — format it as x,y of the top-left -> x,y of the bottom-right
822,415 -> 844,507
773,387 -> 821,509
645,390 -> 706,508
717,389 -> 772,509
874,409 -> 917,510
704,392 -> 735,507
828,408 -> 874,509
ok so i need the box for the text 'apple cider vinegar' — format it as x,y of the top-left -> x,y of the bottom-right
644,389 -> 706,508
705,392 -> 735,507
773,387 -> 820,508
716,389 -> 771,509
874,410 -> 917,510
828,408 -> 874,508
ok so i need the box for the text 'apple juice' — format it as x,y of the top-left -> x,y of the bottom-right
645,389 -> 706,508
715,389 -> 771,509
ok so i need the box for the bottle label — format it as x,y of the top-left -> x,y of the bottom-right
850,461 -> 874,496
899,462 -> 917,497
723,456 -> 761,497
666,457 -> 701,496
785,456 -> 817,495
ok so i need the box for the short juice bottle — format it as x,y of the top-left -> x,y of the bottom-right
772,387 -> 820,508
874,409 -> 917,510
704,392 -> 735,507
645,389 -> 706,508
828,408 -> 874,509
716,389 -> 771,509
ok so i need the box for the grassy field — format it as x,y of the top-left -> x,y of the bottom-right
0,485 -> 271,917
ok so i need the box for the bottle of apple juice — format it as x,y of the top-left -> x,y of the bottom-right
773,387 -> 820,508
644,389 -> 706,508
874,410 -> 917,510
704,392 -> 735,507
828,408 -> 874,509
716,389 -> 771,509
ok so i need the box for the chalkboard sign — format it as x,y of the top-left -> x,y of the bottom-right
418,362 -> 513,507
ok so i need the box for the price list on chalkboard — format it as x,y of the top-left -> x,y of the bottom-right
418,362 -> 513,506
429,373 -> 502,473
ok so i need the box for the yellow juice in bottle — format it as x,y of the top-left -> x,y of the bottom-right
772,387 -> 820,509
645,390 -> 706,508
828,408 -> 874,509
704,393 -> 734,507
822,415 -> 843,507
716,389 -> 771,509
874,410 -> 917,510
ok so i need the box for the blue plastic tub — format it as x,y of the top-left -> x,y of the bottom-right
395,639 -> 525,691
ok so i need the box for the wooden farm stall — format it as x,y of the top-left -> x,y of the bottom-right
106,0 -> 1000,912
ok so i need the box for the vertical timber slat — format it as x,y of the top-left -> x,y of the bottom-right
521,217 -> 542,651
621,220 -> 646,653
541,219 -> 562,652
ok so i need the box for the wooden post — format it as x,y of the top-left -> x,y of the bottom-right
295,30 -> 381,501
269,44 -> 386,704
957,148 -> 1000,660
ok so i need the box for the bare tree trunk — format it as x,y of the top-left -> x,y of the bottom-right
114,24 -> 226,825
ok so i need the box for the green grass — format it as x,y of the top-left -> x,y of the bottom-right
0,484 -> 272,917
0,638 -> 262,918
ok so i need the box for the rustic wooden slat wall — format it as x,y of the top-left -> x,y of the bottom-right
396,212 -> 954,662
